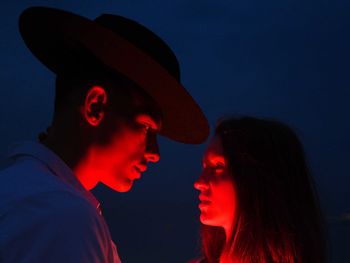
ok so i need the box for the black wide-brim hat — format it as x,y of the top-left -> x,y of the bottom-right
19,6 -> 209,144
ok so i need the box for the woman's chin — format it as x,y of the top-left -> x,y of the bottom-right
200,213 -> 226,229
200,213 -> 215,226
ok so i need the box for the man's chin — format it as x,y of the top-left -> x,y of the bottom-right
103,179 -> 134,193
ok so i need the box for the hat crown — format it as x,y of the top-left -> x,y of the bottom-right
94,14 -> 180,81
19,6 -> 209,144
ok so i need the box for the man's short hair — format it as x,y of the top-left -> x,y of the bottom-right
54,61 -> 162,124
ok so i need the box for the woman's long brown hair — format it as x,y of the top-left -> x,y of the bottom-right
200,117 -> 327,263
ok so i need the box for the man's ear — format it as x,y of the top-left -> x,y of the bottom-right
83,86 -> 108,126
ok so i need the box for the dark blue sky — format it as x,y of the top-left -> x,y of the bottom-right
1,0 -> 349,262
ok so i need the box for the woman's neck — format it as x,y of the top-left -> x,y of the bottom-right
219,252 -> 235,263
224,224 -> 233,243
220,225 -> 235,263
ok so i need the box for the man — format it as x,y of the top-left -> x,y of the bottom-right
0,7 -> 209,262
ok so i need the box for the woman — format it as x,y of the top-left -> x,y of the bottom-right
193,117 -> 327,263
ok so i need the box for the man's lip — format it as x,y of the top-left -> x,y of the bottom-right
134,164 -> 147,173
131,166 -> 142,179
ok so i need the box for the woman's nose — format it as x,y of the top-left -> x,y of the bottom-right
194,176 -> 209,191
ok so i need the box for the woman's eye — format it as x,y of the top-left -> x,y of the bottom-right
214,163 -> 225,170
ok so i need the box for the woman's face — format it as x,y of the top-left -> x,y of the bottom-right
194,135 -> 237,232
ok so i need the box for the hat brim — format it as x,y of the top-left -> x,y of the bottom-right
19,7 -> 209,144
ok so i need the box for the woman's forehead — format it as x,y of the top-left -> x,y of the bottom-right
203,136 -> 225,161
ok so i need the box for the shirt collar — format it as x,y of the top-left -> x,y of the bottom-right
7,140 -> 101,212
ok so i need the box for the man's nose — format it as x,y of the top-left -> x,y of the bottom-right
144,134 -> 160,163
144,151 -> 160,163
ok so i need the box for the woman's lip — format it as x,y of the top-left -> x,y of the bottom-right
198,197 -> 211,209
199,202 -> 211,209
199,195 -> 211,203
199,200 -> 211,205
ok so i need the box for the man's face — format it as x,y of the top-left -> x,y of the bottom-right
87,113 -> 161,192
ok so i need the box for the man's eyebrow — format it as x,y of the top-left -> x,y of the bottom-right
149,120 -> 162,132
136,114 -> 162,131
135,106 -> 162,122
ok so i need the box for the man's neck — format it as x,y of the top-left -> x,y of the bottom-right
40,125 -> 97,190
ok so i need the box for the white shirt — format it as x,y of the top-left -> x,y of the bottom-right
0,141 -> 121,263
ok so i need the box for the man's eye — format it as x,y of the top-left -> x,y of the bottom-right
142,124 -> 151,133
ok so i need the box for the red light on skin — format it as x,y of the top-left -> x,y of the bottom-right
83,86 -> 108,126
74,111 -> 161,192
194,135 -> 238,242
